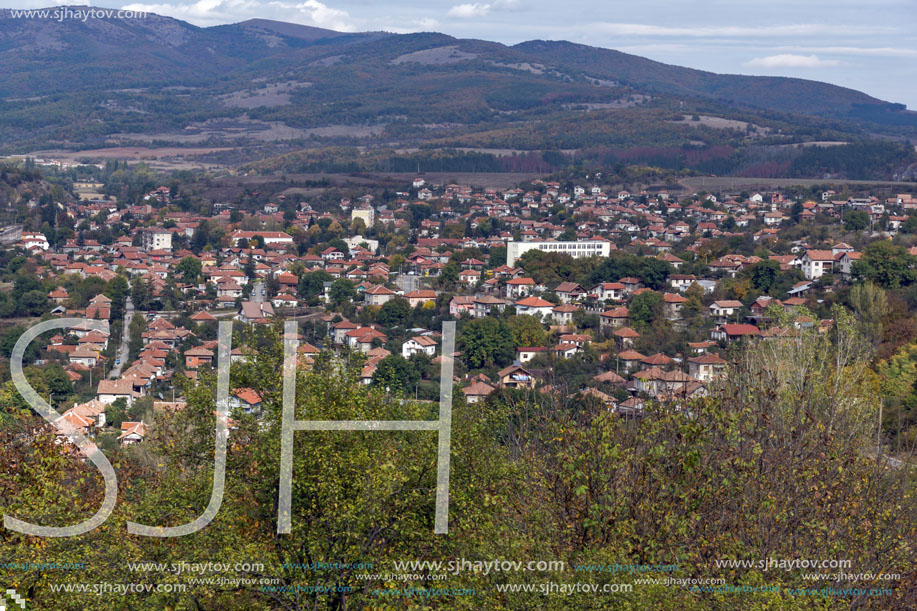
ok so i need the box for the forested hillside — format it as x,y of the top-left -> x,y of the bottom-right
1,7 -> 916,182
1,320 -> 912,609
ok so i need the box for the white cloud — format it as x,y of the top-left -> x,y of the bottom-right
615,43 -> 694,55
775,45 -> 917,58
590,22 -> 888,38
745,54 -> 841,68
447,3 -> 491,18
122,0 -> 356,30
413,17 -> 440,29
381,16 -> 441,34
294,0 -> 354,31
122,0 -> 257,25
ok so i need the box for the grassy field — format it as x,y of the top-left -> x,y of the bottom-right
675,175 -> 917,193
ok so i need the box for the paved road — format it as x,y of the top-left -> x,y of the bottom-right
252,280 -> 266,303
109,296 -> 133,379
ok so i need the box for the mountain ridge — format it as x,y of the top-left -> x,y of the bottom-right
0,5 -> 915,164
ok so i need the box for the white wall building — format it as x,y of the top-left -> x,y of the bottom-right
801,250 -> 835,280
140,227 -> 172,251
20,232 -> 49,251
506,239 -> 611,267
230,230 -> 294,247
351,206 -> 375,227
402,335 -> 437,358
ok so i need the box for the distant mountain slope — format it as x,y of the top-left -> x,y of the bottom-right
0,6 -> 915,159
512,40 -> 912,123
229,18 -> 351,41
0,7 -> 386,94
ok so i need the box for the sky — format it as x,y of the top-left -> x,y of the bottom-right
10,1 -> 917,109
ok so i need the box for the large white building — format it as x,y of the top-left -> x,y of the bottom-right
506,239 -> 611,267
19,231 -> 49,251
140,227 -> 173,252
351,205 -> 375,227
230,230 -> 294,247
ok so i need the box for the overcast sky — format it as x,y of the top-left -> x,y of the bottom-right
13,1 -> 917,108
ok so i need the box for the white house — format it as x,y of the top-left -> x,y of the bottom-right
516,347 -> 548,363
228,388 -> 263,414
97,379 -> 136,406
69,346 -> 100,368
800,250 -> 835,280
836,251 -> 862,277
20,232 -> 49,251
118,421 -> 147,445
709,300 -> 743,320
687,353 -> 727,381
514,296 -> 555,318
552,304 -> 579,325
402,335 -> 437,359
473,296 -> 508,318
667,274 -> 697,292
591,282 -> 625,301
505,277 -> 536,299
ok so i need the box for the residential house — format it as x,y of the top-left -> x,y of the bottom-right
69,346 -> 100,368
599,307 -> 629,330
402,335 -> 437,358
185,346 -> 214,369
592,282 -> 625,302
119,421 -> 147,445
497,364 -> 536,389
404,289 -> 437,308
516,347 -> 548,363
97,378 -> 136,406
364,285 -> 397,306
228,388 -> 263,414
615,350 -> 646,372
473,295 -> 508,318
836,251 -> 862,278
463,380 -> 495,404
551,343 -> 579,359
613,327 -> 639,348
345,327 -> 387,353
663,293 -> 687,320
551,303 -> 579,325
514,296 -> 555,318
633,368 -> 695,398
709,300 -> 743,321
711,323 -> 760,343
553,282 -> 586,304
458,269 -> 481,286
449,295 -> 476,317
800,250 -> 835,280
505,277 -> 536,299
687,353 -> 727,381
667,274 -> 698,292
237,301 -> 275,323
